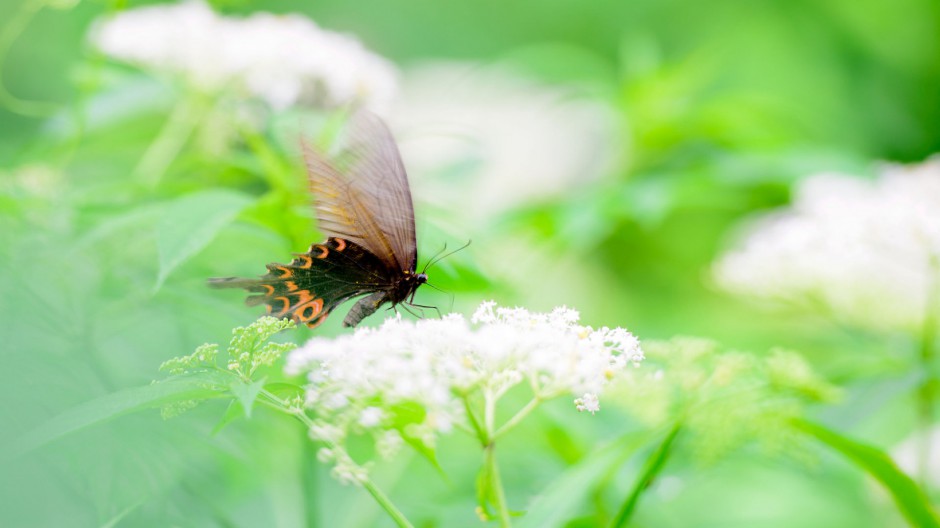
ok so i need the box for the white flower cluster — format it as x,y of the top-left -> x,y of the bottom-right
90,0 -> 398,111
285,302 -> 642,481
714,157 -> 940,332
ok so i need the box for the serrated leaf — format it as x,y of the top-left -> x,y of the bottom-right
5,373 -> 229,461
796,420 -> 940,528
155,189 -> 253,290
229,378 -> 266,419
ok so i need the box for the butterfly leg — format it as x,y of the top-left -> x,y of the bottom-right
407,302 -> 442,320
400,303 -> 427,320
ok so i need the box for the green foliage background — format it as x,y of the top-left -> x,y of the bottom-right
1,0 -> 938,526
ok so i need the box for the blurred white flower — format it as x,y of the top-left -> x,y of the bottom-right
891,426 -> 940,488
285,301 -> 642,482
390,62 -> 620,218
574,393 -> 600,414
714,156 -> 940,332
90,0 -> 398,111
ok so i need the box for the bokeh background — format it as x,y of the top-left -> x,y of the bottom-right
1,0 -> 939,526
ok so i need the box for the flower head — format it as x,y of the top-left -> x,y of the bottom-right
286,302 -> 642,482
714,156 -> 940,332
90,0 -> 398,111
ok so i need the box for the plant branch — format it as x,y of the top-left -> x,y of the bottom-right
131,94 -> 208,188
916,254 -> 940,492
257,389 -> 415,528
493,397 -> 540,440
484,442 -> 513,527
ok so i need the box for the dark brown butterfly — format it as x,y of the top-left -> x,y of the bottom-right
209,111 -> 427,328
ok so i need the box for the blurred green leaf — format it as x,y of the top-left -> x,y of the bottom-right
518,433 -> 647,528
155,189 -> 253,290
5,374 -> 230,461
610,423 -> 682,528
211,400 -> 243,436
796,420 -> 940,528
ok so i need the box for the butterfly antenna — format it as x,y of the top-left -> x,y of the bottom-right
421,243 -> 448,274
422,239 -> 472,273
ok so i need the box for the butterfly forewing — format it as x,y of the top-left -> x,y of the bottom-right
303,112 -> 417,273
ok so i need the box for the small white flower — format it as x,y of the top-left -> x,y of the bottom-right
376,430 -> 404,460
90,0 -> 398,111
714,156 -> 940,332
358,407 -> 385,428
574,393 -> 600,414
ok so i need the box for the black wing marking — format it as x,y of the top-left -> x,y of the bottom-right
302,111 -> 417,273
209,238 -> 393,328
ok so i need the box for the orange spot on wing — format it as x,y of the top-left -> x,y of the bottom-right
293,298 -> 324,323
261,284 -> 275,295
333,238 -> 347,251
305,312 -> 329,329
270,296 -> 291,316
274,266 -> 293,278
315,245 -> 329,259
291,290 -> 314,306
285,281 -> 299,292
294,254 -> 313,268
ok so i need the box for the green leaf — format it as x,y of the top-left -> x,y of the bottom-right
5,373 -> 230,461
229,378 -> 266,419
517,432 -> 648,528
611,423 -> 682,528
155,189 -> 253,290
386,401 -> 444,474
211,401 -> 243,436
795,420 -> 940,528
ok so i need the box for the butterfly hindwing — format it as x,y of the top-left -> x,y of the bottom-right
211,237 -> 393,328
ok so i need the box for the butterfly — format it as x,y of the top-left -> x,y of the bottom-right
209,111 -> 428,328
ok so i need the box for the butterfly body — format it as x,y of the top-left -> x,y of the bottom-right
210,112 -> 427,328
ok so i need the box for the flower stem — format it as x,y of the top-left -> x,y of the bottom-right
484,442 -> 512,527
257,390 -> 415,528
493,397 -> 540,440
132,93 -> 208,188
610,422 -> 682,528
916,255 -> 940,491
461,393 -> 488,445
359,478 -> 416,528
0,0 -> 59,117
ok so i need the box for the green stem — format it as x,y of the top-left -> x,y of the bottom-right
493,397 -> 540,440
257,390 -> 415,528
132,94 -> 208,188
484,442 -> 512,527
610,422 -> 682,528
359,478 -> 415,528
461,393 -> 488,444
917,255 -> 940,492
0,0 -> 59,117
